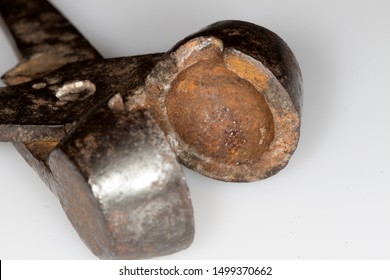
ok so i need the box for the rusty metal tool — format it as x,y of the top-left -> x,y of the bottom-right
0,0 -> 193,259
0,0 -> 302,259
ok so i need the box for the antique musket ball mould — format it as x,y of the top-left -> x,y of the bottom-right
0,0 -> 302,259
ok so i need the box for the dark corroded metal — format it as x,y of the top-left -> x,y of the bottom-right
0,0 -> 303,259
0,0 -> 101,85
146,20 -> 303,182
0,0 -> 103,195
173,20 -> 303,113
0,54 -> 162,142
0,0 -> 194,260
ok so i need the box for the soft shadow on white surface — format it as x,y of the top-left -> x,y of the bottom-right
0,143 -> 96,259
0,0 -> 389,259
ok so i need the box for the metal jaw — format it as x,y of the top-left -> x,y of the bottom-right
0,0 -> 302,259
0,0 -> 194,259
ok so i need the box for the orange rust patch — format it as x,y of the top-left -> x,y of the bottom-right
175,37 -> 223,69
3,45 -> 88,86
25,141 -> 58,161
225,52 -> 269,91
146,31 -> 301,182
166,56 -> 274,165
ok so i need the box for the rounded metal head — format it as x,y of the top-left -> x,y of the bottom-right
49,106 -> 194,259
146,21 -> 302,182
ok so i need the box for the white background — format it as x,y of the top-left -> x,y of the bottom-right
0,0 -> 389,259
2,260 -> 390,280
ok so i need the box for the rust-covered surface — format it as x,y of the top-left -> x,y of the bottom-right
0,54 -> 162,142
0,0 -> 194,260
1,0 -> 303,259
165,53 -> 275,165
0,0 -> 104,196
146,21 -> 302,181
0,0 -> 101,85
170,20 -> 303,114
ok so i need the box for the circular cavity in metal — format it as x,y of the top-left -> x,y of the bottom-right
166,57 -> 274,165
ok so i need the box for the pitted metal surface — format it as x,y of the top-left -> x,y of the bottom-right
50,109 -> 194,259
0,0 -> 193,259
0,0 -> 302,259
